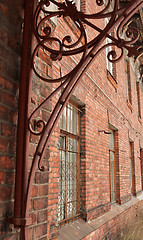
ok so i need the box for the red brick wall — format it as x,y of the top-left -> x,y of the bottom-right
0,0 -> 143,240
0,0 -> 23,239
47,1 -> 143,237
82,200 -> 143,240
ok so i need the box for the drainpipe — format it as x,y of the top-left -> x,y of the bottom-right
10,0 -> 34,238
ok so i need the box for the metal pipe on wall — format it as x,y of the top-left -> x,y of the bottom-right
10,0 -> 35,236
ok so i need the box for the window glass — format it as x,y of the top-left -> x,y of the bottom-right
58,103 -> 80,222
105,18 -> 113,76
109,129 -> 114,150
109,128 -> 116,202
73,0 -> 80,10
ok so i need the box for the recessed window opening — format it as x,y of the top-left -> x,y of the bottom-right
136,82 -> 141,119
129,141 -> 135,195
105,18 -> 113,76
58,102 -> 81,223
109,128 -> 116,202
126,60 -> 132,105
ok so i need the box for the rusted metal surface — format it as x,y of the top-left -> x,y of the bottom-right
10,0 -> 143,239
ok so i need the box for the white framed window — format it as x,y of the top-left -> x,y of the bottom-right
73,0 -> 80,11
105,18 -> 113,76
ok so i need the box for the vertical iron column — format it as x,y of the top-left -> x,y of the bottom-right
10,0 -> 35,234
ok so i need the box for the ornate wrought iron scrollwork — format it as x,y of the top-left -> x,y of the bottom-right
29,0 -> 143,172
27,0 -> 143,216
11,0 -> 143,239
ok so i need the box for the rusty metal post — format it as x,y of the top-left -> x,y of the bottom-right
10,0 -> 35,233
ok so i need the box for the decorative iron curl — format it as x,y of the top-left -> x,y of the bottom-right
116,1 -> 142,45
29,119 -> 46,136
117,23 -> 140,45
32,0 -> 88,83
106,43 -> 124,63
82,0 -> 112,19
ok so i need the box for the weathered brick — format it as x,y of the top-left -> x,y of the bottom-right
1,123 -> 15,137
33,197 -> 47,211
0,171 -> 5,184
3,93 -> 16,108
0,186 -> 12,201
35,172 -> 49,184
33,223 -> 47,239
5,172 -> 15,185
37,210 -> 48,223
0,156 -> 15,169
0,138 -> 9,153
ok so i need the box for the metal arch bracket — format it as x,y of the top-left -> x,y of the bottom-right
10,0 -> 143,239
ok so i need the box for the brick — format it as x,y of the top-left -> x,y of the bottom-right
0,89 -> 2,102
30,212 -> 37,225
0,59 -> 4,74
35,172 -> 49,184
0,186 -> 11,201
0,171 -> 4,184
9,110 -> 18,125
1,123 -> 15,137
3,92 -> 16,108
31,185 -> 38,198
39,184 -> 48,196
37,209 -> 48,223
0,75 -> 15,91
0,156 -> 15,169
5,172 -> 15,185
33,223 -> 47,239
0,28 -> 8,44
0,138 -> 9,153
33,197 -> 48,211
8,139 -> 16,155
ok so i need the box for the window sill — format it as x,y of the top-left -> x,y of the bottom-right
56,193 -> 143,240
58,213 -> 81,227
107,70 -> 117,90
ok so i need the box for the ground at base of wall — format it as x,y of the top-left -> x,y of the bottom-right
114,208 -> 143,240
56,193 -> 143,240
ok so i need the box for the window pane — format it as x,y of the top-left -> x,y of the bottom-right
110,151 -> 115,202
105,18 -> 113,75
68,138 -> 78,152
73,107 -> 78,135
66,104 -> 78,134
59,103 -> 80,222
109,129 -> 114,150
59,136 -> 66,149
60,106 -> 66,131
67,151 -> 77,218
58,150 -> 66,221
73,0 -> 80,10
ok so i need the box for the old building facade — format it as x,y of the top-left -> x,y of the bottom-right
0,0 -> 143,239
